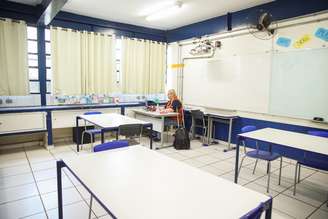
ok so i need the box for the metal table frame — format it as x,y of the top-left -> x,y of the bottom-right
75,115 -> 153,151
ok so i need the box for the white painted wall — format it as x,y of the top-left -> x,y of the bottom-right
167,12 -> 328,129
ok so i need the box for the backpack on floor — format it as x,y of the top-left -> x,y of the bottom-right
173,127 -> 190,150
173,108 -> 190,150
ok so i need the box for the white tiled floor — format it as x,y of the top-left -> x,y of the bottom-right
0,139 -> 327,219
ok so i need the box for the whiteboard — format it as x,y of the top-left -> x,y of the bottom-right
269,48 -> 328,120
183,53 -> 271,113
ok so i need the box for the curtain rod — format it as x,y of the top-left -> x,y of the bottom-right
51,26 -> 113,37
0,17 -> 24,24
123,37 -> 166,44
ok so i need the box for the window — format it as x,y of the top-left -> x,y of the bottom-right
27,26 -> 52,94
116,38 -> 122,83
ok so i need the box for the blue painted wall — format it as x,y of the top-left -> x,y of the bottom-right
166,0 -> 328,42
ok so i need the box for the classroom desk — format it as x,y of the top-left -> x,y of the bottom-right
185,108 -> 238,151
133,109 -> 179,148
76,113 -> 153,150
57,146 -> 272,219
234,128 -> 328,183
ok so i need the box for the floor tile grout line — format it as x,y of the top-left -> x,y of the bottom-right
49,144 -> 100,219
63,170 -> 100,219
23,147 -> 50,219
272,207 -> 297,219
0,194 -> 40,206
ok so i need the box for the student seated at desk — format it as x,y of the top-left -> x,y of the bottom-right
160,89 -> 183,126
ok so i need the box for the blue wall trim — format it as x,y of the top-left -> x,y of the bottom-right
53,12 -> 166,42
37,26 -> 47,106
166,0 -> 328,42
0,1 -> 37,24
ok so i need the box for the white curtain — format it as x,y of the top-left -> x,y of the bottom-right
81,31 -> 114,94
0,19 -> 28,96
149,42 -> 166,93
51,27 -> 82,95
51,27 -> 115,95
122,38 -> 166,94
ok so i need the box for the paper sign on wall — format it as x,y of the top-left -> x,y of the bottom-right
171,63 -> 185,69
276,37 -> 291,47
293,34 -> 311,48
314,27 -> 328,42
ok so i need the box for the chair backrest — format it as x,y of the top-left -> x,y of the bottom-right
84,111 -> 102,115
308,130 -> 328,138
93,140 -> 129,152
190,110 -> 205,120
241,125 -> 257,133
240,202 -> 265,219
118,124 -> 143,138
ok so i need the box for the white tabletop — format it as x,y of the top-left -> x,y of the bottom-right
184,107 -> 237,119
63,146 -> 270,219
133,109 -> 178,118
79,113 -> 150,128
239,128 -> 328,156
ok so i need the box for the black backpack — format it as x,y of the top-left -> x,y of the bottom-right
173,127 -> 190,150
173,109 -> 190,150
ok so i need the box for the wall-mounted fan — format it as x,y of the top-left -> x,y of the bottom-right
246,9 -> 277,40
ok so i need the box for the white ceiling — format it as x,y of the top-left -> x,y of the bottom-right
8,0 -> 272,30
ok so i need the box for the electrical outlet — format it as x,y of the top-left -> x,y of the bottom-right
5,98 -> 13,104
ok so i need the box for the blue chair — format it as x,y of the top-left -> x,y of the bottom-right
93,140 -> 129,152
81,111 -> 102,151
239,125 -> 283,193
293,130 -> 328,198
240,202 -> 266,219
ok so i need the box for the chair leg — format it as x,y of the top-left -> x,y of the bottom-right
238,156 -> 246,178
81,131 -> 85,151
252,159 -> 258,174
88,196 -> 93,219
293,163 -> 299,196
278,157 -> 283,185
266,161 -> 270,174
298,164 -> 301,183
202,126 -> 207,144
267,161 -> 271,193
90,134 -> 94,152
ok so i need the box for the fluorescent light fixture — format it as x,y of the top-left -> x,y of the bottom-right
138,1 -> 176,17
145,1 -> 183,21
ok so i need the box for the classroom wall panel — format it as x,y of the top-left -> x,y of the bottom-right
169,13 -> 328,124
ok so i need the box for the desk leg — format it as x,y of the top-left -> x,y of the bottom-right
227,118 -> 233,149
150,124 -> 153,150
76,117 -> 79,152
101,129 -> 105,143
57,161 -> 64,219
160,117 -> 165,148
234,136 -> 241,183
265,199 -> 273,219
191,117 -> 195,139
224,118 -> 235,152
206,117 -> 212,145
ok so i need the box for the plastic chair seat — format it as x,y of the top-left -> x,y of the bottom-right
84,129 -> 102,135
299,159 -> 328,171
246,150 -> 280,161
93,140 -> 129,152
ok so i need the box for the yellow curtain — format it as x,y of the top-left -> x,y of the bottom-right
122,38 -> 166,94
51,27 -> 82,95
81,31 -> 114,94
0,19 -> 28,96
